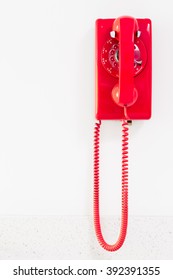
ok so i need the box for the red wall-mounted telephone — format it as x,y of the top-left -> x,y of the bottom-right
93,16 -> 152,251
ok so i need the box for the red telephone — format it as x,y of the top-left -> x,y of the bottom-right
94,16 -> 152,251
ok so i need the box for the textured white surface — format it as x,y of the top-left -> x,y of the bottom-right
0,216 -> 172,260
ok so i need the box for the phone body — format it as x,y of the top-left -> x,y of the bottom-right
95,18 -> 152,120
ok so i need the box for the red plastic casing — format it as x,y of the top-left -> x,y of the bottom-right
95,17 -> 152,120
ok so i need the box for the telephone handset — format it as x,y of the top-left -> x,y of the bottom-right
111,17 -> 139,108
94,16 -> 152,251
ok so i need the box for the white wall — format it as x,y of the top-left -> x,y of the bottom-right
0,0 -> 172,217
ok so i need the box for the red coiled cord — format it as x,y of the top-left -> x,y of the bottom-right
93,120 -> 129,251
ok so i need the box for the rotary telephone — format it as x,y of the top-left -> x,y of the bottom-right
93,16 -> 152,251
